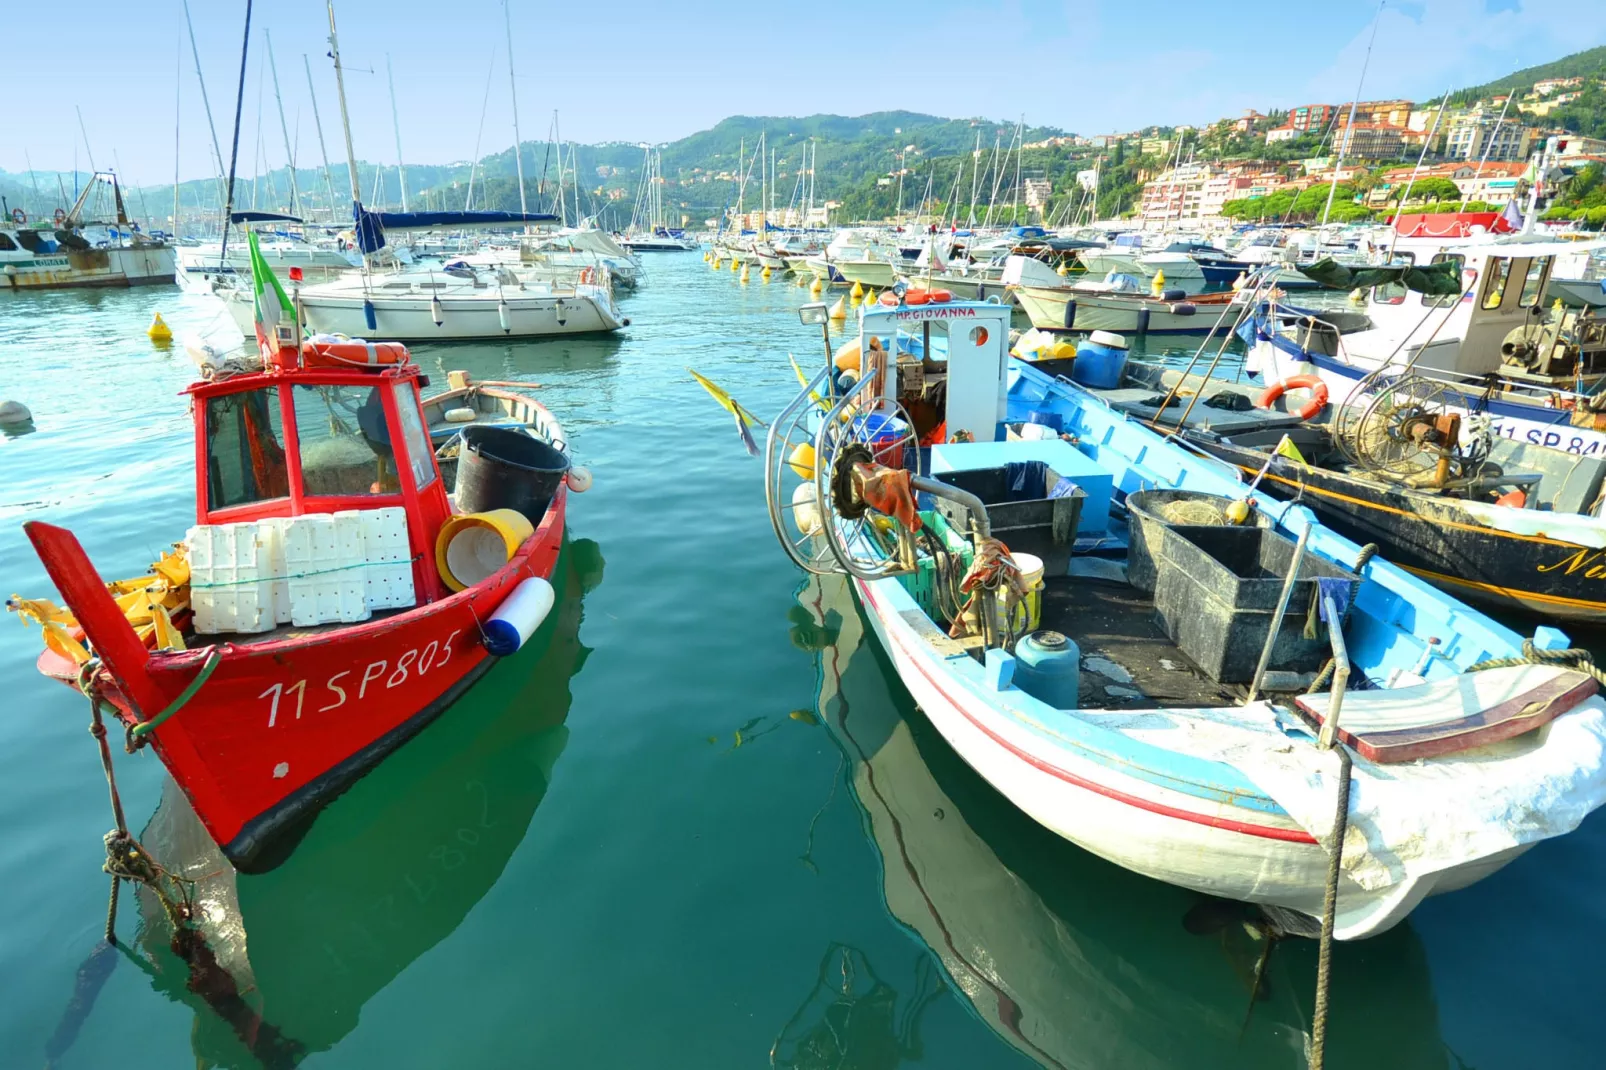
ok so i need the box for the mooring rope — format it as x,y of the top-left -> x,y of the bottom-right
1309,744 -> 1353,1070
1468,639 -> 1606,688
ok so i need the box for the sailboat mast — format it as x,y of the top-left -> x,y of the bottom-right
173,30 -> 182,235
265,30 -> 301,218
465,48 -> 497,210
326,1 -> 362,209
303,55 -> 338,221
385,54 -> 408,212
1323,0 -> 1383,227
182,0 -> 228,206
1011,116 -> 1023,224
503,0 -> 528,215
217,0 -> 254,264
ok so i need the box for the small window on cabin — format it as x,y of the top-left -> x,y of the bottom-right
1519,258 -> 1549,308
0,233 -> 15,252
391,381 -> 437,492
1427,253 -> 1465,308
1372,252 -> 1413,306
294,384 -> 399,497
1482,257 -> 1512,310
205,387 -> 288,510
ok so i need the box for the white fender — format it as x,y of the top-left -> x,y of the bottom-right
483,577 -> 555,656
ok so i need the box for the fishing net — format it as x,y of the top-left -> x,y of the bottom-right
1158,501 -> 1227,525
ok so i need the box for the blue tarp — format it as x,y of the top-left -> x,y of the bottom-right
353,204 -> 560,253
230,210 -> 302,224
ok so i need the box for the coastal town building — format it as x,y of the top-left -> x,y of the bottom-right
1445,114 -> 1535,161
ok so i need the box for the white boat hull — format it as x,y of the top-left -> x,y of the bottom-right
849,574 -> 1529,939
1015,286 -> 1230,334
2,243 -> 176,289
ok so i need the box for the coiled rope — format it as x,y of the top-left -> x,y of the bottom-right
1468,639 -> 1606,688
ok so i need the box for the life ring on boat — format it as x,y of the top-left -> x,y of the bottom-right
579,267 -> 595,285
52,208 -> 66,224
9,208 -> 23,225
301,339 -> 411,369
928,289 -> 952,303
905,288 -> 931,305
1257,374 -> 1328,420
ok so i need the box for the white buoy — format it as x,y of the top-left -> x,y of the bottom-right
431,294 -> 444,327
566,465 -> 593,493
483,577 -> 556,656
498,297 -> 511,333
0,400 -> 33,426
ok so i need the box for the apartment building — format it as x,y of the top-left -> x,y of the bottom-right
1445,115 -> 1535,161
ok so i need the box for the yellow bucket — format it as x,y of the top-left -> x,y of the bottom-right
1011,552 -> 1046,633
435,509 -> 535,592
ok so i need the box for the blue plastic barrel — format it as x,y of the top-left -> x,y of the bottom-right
1013,630 -> 1082,709
1072,340 -> 1129,389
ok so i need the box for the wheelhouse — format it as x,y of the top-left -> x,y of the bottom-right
187,363 -> 452,602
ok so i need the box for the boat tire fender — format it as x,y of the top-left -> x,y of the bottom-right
1134,307 -> 1150,334
1160,288 -> 1187,302
1257,374 -> 1329,420
483,576 -> 556,656
1169,302 -> 1197,316
1061,299 -> 1077,330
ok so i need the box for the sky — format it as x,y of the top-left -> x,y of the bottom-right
5,0 -> 1604,186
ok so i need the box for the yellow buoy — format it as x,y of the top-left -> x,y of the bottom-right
712,257 -> 722,270
761,265 -> 772,280
1151,269 -> 1166,295
730,258 -> 740,272
1225,498 -> 1252,525
862,288 -> 876,306
833,338 -> 863,372
740,265 -> 750,283
147,312 -> 173,344
703,251 -> 710,262
787,441 -> 817,480
828,296 -> 847,321
850,280 -> 864,299
809,277 -> 823,295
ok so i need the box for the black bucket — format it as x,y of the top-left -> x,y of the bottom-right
1125,489 -> 1270,594
454,425 -> 570,526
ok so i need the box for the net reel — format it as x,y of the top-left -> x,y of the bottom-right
1340,373 -> 1489,486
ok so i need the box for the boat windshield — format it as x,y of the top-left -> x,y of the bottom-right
204,387 -> 289,510
294,384 -> 400,497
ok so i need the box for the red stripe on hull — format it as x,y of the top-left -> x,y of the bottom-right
856,580 -> 1318,845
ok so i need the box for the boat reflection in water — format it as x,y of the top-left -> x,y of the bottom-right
786,574 -> 1450,1070
124,539 -> 601,1067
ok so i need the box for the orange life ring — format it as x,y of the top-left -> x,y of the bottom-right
928,289 -> 952,303
9,208 -> 24,225
579,267 -> 595,285
877,290 -> 898,307
301,339 -> 411,369
905,288 -> 930,305
1257,374 -> 1328,420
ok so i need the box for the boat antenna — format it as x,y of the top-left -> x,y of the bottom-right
1458,89 -> 1513,213
216,0 -> 254,265
502,0 -> 528,216
266,29 -> 302,219
25,150 -> 44,221
385,54 -> 408,212
465,48 -> 497,211
1386,87 -> 1450,260
303,54 -> 339,221
1321,0 -> 1384,227
182,0 -> 228,207
74,105 -> 98,175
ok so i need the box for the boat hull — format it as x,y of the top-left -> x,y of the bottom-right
1188,436 -> 1606,622
233,287 -> 624,341
848,573 -> 1526,938
1016,285 -> 1232,335
42,492 -> 567,872
833,260 -> 898,288
2,244 -> 177,289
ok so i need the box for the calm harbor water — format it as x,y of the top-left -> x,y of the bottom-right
2,259 -> 1603,1068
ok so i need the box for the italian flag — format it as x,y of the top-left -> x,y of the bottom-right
248,231 -> 295,360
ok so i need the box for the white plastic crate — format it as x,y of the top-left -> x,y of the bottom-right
342,506 -> 415,611
254,517 -> 293,624
283,514 -> 370,627
187,523 -> 276,635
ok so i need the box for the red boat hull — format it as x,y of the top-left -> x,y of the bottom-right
39,490 -> 567,871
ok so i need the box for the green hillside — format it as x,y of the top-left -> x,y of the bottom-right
1451,45 -> 1606,102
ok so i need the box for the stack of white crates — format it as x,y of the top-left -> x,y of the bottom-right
189,507 -> 415,635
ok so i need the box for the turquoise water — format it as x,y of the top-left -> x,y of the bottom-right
2,261 -> 1603,1068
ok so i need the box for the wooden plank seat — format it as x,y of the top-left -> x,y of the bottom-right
1296,664 -> 1598,764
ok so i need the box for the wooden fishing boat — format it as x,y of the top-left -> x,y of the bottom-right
764,293 -> 1606,945
1015,280 -> 1241,336
8,239 -> 578,871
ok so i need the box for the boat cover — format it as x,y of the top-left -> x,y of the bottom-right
1095,685 -> 1606,892
1297,256 -> 1462,295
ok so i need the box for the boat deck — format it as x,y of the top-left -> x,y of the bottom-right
1037,562 -> 1238,711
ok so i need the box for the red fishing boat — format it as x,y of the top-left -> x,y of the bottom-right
9,237 -> 576,871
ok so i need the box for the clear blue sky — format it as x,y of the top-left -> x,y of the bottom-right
6,0 -> 1602,185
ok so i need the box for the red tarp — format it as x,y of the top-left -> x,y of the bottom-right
1388,211 -> 1514,238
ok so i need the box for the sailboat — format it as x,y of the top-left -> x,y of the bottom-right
619,147 -> 696,252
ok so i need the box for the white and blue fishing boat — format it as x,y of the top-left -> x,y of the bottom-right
763,291 -> 1606,947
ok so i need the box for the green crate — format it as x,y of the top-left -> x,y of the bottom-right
898,510 -> 975,621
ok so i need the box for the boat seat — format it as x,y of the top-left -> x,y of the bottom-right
1296,664 -> 1597,763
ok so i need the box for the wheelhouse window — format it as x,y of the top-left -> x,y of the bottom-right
1427,253 -> 1465,308
1373,252 -> 1413,306
1482,257 -> 1512,310
391,381 -> 438,492
1519,257 -> 1549,308
294,384 -> 399,497
205,387 -> 288,510
0,233 -> 15,252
